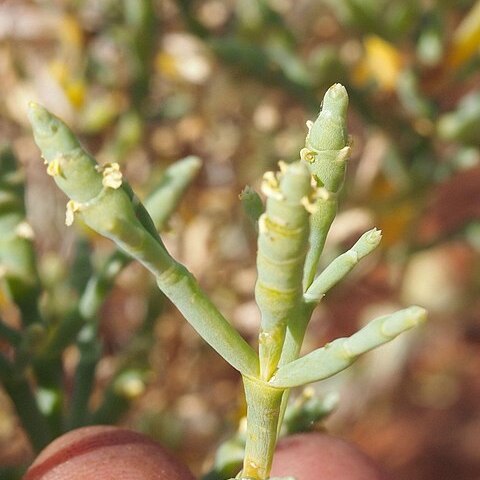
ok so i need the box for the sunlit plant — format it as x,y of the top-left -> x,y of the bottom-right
27,84 -> 426,480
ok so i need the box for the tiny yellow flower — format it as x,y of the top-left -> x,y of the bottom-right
65,200 -> 81,226
46,158 -> 63,177
97,163 -> 123,189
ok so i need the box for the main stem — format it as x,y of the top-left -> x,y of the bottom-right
275,303 -> 314,437
241,376 -> 285,480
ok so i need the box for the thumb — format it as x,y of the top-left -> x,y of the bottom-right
23,425 -> 195,480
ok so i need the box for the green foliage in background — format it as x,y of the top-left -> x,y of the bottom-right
1,0 -> 480,478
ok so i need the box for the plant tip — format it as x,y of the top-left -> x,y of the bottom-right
321,84 -> 349,119
368,227 -> 383,242
329,83 -> 347,98
26,102 -> 54,136
27,101 -> 47,118
409,305 -> 428,325
183,155 -> 202,168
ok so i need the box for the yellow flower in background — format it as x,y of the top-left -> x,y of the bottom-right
353,35 -> 404,92
58,13 -> 84,50
47,13 -> 86,109
49,60 -> 86,108
155,51 -> 180,79
49,59 -> 69,87
64,78 -> 86,108
0,283 -> 8,308
446,0 -> 480,69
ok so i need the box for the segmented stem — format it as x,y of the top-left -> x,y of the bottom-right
241,376 -> 285,479
304,228 -> 382,303
28,86 -> 428,480
255,162 -> 311,380
28,103 -> 258,377
270,306 -> 427,388
301,84 -> 350,290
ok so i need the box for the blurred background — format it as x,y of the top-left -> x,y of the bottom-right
1,0 -> 480,479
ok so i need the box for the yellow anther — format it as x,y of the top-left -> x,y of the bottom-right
278,160 -> 288,174
262,170 -> 278,187
261,171 -> 284,201
97,162 -> 123,189
65,199 -> 81,226
46,158 -> 62,177
300,147 -> 316,164
311,186 -> 331,201
258,214 -> 268,234
300,196 -> 318,214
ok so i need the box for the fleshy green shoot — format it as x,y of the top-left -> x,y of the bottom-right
28,84 -> 426,480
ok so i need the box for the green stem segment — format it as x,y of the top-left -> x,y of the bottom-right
68,159 -> 201,426
28,102 -> 258,378
304,228 -> 383,303
270,306 -> 427,388
301,83 -> 350,290
255,162 -> 311,381
242,376 -> 285,479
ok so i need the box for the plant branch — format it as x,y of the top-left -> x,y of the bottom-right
28,104 -> 259,377
270,306 -> 427,388
304,228 -> 382,303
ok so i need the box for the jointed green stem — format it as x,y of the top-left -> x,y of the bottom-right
270,306 -> 427,388
302,192 -> 337,290
69,159 -> 202,426
275,303 -> 314,438
301,84 -> 350,290
304,228 -> 382,303
155,262 -> 258,376
242,376 -> 285,479
28,103 -> 258,378
255,162 -> 311,381
28,84 -> 427,480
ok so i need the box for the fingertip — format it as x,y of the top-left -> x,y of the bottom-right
270,433 -> 389,480
24,426 -> 195,480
